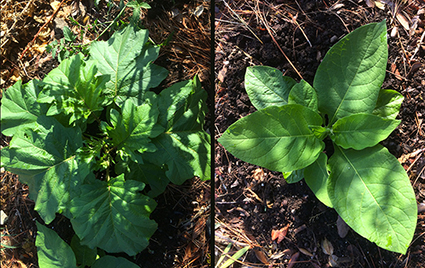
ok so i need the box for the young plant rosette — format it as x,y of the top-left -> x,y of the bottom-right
218,20 -> 417,254
1,24 -> 210,267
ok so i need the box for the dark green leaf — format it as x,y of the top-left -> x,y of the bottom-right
1,79 -> 48,136
1,116 -> 87,223
36,222 -> 77,268
70,175 -> 157,256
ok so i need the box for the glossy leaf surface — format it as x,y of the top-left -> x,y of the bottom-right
219,104 -> 324,173
245,66 -> 295,110
39,54 -> 108,125
89,25 -> 168,105
304,153 -> 332,208
328,145 -> 417,254
1,80 -> 48,136
373,89 -> 404,119
331,113 -> 400,150
314,21 -> 388,124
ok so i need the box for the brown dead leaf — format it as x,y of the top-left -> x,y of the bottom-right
321,238 -> 334,256
271,224 -> 289,243
299,248 -> 313,257
396,12 -> 410,31
252,168 -> 265,181
336,215 -> 350,238
287,252 -> 300,268
254,247 -> 270,265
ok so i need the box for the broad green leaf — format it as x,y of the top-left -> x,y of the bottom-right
63,26 -> 76,42
331,113 -> 400,150
36,222 -> 77,268
70,175 -> 157,256
115,159 -> 170,198
147,76 -> 211,184
106,99 -> 162,163
39,54 -> 108,126
314,21 -> 388,124
70,235 -> 97,267
89,25 -> 168,105
1,79 -> 48,136
92,256 -> 140,268
328,145 -> 417,254
373,89 -> 404,119
1,116 -> 86,224
288,80 -> 318,111
245,66 -> 296,110
304,153 -> 332,208
218,104 -> 324,173
149,131 -> 210,184
283,169 -> 304,184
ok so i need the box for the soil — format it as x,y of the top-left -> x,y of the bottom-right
215,0 -> 425,267
1,0 -> 211,268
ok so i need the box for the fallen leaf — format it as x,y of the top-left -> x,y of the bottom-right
287,252 -> 300,268
254,247 -> 270,265
252,168 -> 265,181
337,215 -> 350,238
321,238 -> 334,256
271,224 -> 289,243
396,12 -> 410,31
299,247 -> 313,257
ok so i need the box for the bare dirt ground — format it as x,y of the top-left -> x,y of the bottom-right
0,0 -> 211,267
215,0 -> 425,267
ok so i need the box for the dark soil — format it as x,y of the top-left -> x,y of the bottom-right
215,0 -> 425,267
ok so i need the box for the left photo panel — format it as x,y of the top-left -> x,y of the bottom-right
0,1 -> 212,267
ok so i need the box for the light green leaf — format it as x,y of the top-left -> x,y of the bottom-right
328,145 -> 417,254
373,89 -> 404,119
304,153 -> 332,208
283,169 -> 304,184
1,79 -> 48,136
89,25 -> 168,105
245,66 -> 296,110
314,21 -> 388,124
92,256 -> 140,268
146,76 -> 211,184
106,99 -> 162,163
70,175 -> 157,256
36,222 -> 77,268
288,80 -> 318,111
218,104 -> 324,173
1,116 -> 86,224
39,54 -> 108,126
331,113 -> 400,150
70,235 -> 97,267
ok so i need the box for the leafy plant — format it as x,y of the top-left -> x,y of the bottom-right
1,24 -> 210,267
46,26 -> 88,62
218,21 -> 417,254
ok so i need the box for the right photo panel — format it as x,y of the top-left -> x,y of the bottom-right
214,1 -> 425,267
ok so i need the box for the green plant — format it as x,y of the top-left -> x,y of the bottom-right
218,21 -> 417,254
1,24 -> 210,267
215,243 -> 250,268
46,26 -> 88,62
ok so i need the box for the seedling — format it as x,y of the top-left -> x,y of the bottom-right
219,21 -> 417,254
1,24 -> 210,266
